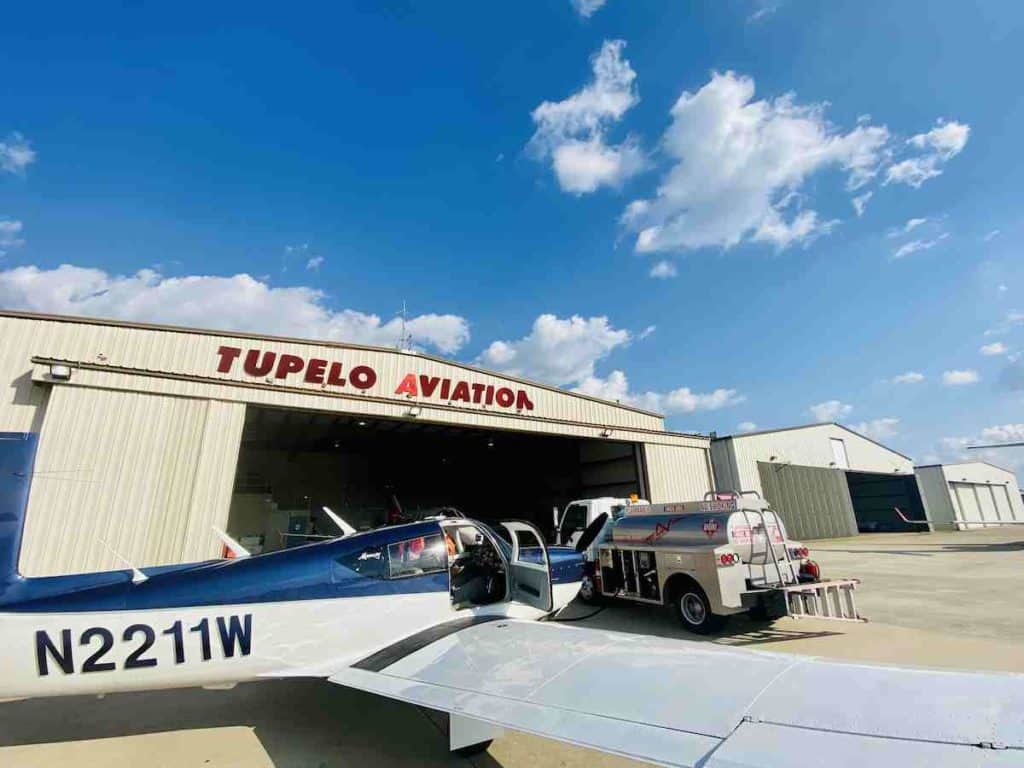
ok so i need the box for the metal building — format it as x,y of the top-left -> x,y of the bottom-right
0,311 -> 714,576
710,423 -> 922,539
916,461 -> 1024,529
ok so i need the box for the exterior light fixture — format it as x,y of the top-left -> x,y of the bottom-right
407,405 -> 422,417
49,364 -> 72,381
486,437 -> 495,448
357,420 -> 368,427
600,428 -> 613,438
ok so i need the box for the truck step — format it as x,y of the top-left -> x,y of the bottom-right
781,579 -> 864,622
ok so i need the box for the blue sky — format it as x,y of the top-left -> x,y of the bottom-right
1,1 -> 1022,466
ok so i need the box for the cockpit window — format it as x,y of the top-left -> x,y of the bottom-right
335,544 -> 387,580
387,534 -> 447,579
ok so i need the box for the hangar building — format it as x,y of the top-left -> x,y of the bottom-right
711,423 -> 923,539
916,461 -> 1024,529
0,311 -> 714,577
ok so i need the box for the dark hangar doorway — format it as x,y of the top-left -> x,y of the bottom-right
226,406 -> 645,552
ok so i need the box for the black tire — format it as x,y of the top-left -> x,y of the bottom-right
672,581 -> 727,634
577,574 -> 603,605
454,739 -> 493,757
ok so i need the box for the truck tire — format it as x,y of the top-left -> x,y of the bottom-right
578,574 -> 602,605
672,581 -> 727,634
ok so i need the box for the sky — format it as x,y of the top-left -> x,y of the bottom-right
1,0 -> 1023,469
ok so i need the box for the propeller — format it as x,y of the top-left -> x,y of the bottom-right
575,512 -> 609,553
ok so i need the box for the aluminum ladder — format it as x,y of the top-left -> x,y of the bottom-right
780,579 -> 864,622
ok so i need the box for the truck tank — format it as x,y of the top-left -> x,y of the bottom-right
610,510 -> 788,561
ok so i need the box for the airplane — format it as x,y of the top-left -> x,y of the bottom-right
1,431 -> 1020,766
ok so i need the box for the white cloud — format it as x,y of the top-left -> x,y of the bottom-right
528,40 -> 644,194
851,417 -> 900,440
942,369 -> 980,386
984,229 -> 1000,242
979,424 -> 1024,444
885,120 -> 970,188
551,137 -> 646,194
638,324 -> 656,340
575,369 -> 745,414
998,284 -> 1008,293
0,264 -> 470,354
808,400 -> 853,422
980,342 -> 1008,356
887,217 -> 927,237
851,191 -> 872,217
649,260 -> 677,279
479,313 -> 743,415
622,71 -> 890,253
305,256 -> 324,271
748,2 -> 780,22
986,310 -> 1024,336
909,120 -> 970,157
932,428 -> 1024,472
891,371 -> 925,384
0,219 -> 25,254
737,421 -> 758,432
0,133 -> 35,174
478,314 -> 631,386
571,0 -> 607,17
891,233 -> 948,260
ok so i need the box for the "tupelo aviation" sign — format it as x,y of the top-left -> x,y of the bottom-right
214,346 -> 535,411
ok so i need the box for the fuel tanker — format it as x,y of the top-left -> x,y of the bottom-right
578,492 -> 863,633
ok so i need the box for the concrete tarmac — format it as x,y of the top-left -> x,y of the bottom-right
2,526 -> 1022,767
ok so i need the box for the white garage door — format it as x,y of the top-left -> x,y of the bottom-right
950,482 -> 1017,528
951,483 -> 984,529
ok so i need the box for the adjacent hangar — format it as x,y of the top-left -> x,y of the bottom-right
916,461 -> 1024,529
711,423 -> 924,539
0,311 -> 714,577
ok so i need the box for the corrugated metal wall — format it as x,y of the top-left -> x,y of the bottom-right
757,462 -> 858,540
20,387 -> 243,576
643,443 -> 714,502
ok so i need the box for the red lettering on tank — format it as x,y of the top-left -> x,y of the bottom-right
275,354 -> 304,379
495,388 -> 514,407
419,376 -> 440,398
349,365 -> 377,390
304,358 -> 327,384
327,362 -> 346,386
395,374 -> 419,397
215,346 -> 242,373
516,390 -> 534,411
244,350 -> 276,377
451,381 -> 471,402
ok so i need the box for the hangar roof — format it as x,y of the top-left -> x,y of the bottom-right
714,421 -> 914,463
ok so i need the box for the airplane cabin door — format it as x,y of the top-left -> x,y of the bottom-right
500,521 -> 553,612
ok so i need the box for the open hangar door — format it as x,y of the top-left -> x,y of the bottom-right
227,405 -> 645,552
845,470 -> 927,532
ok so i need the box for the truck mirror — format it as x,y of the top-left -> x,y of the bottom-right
575,512 -> 608,553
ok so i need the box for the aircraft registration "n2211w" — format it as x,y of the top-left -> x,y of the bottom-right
0,432 -> 1021,767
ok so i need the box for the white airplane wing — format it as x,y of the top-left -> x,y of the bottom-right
329,619 -> 1023,767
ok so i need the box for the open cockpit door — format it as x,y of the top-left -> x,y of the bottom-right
500,521 -> 552,612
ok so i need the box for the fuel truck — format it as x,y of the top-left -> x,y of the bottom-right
576,492 -> 863,633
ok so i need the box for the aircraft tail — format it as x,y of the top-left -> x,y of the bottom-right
0,432 -> 37,588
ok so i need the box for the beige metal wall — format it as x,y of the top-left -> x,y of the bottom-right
713,424 -> 914,497
19,386 -> 244,576
643,442 -> 714,502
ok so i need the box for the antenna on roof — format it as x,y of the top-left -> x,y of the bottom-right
98,539 -> 148,584
397,300 -> 414,351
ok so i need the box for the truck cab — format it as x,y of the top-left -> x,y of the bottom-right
552,497 -> 649,547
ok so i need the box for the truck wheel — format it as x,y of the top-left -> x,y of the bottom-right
673,582 -> 727,634
578,574 -> 602,605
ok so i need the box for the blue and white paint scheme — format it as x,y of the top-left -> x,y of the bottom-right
1,431 -> 1021,765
